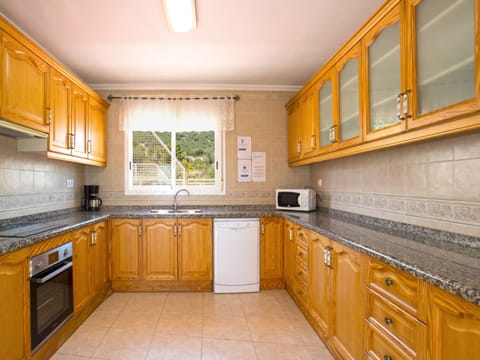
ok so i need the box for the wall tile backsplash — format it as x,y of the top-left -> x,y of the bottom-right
0,135 -> 84,219
310,132 -> 480,236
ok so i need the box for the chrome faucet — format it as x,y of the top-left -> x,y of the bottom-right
173,189 -> 190,211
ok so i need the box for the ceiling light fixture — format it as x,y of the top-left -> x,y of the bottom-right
161,0 -> 197,33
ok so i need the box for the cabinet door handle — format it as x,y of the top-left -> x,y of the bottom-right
311,134 -> 316,150
87,139 -> 92,154
46,108 -> 52,125
385,278 -> 394,287
297,141 -> 302,154
329,125 -> 336,144
384,317 -> 393,325
174,224 -> 177,238
90,231 -> 96,246
261,223 -> 265,235
403,90 -> 412,119
71,134 -> 76,149
137,225 -> 142,237
289,228 -> 293,241
384,356 -> 392,360
178,225 -> 182,237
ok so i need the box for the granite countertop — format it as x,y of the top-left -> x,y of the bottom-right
0,206 -> 478,305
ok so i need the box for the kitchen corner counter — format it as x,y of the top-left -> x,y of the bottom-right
0,206 -> 478,304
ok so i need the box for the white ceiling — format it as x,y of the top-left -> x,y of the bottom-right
0,0 -> 385,90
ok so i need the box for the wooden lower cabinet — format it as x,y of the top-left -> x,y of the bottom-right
177,218 -> 212,281
0,247 -> 30,360
143,219 -> 176,281
309,232 -> 331,339
328,241 -> 367,360
428,285 -> 480,360
260,217 -> 284,289
72,221 -> 108,312
111,217 -> 212,291
111,219 -> 142,280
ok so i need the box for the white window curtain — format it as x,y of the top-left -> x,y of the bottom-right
113,97 -> 236,132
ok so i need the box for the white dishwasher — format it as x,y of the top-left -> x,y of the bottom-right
213,218 -> 260,293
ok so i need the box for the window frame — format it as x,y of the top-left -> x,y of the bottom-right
124,127 -> 225,196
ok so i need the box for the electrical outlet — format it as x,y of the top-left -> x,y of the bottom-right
66,179 -> 74,188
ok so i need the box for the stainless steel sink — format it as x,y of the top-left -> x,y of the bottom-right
148,209 -> 202,215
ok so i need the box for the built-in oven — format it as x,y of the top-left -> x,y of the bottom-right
30,242 -> 73,352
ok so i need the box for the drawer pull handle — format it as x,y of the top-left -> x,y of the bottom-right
385,278 -> 394,286
297,290 -> 303,296
298,252 -> 304,257
298,271 -> 303,276
384,317 -> 393,325
384,356 -> 392,360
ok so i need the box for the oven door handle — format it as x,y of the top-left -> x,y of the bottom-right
31,262 -> 72,284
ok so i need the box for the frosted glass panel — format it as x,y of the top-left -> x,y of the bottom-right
339,58 -> 359,141
319,80 -> 333,147
416,0 -> 475,116
369,22 -> 401,131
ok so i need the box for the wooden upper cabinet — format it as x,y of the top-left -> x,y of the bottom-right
0,31 -> 49,133
300,88 -> 319,158
260,217 -> 284,281
177,218 -> 212,281
87,96 -> 107,164
406,0 -> 480,129
336,43 -> 363,149
71,84 -> 89,158
49,68 -> 71,155
111,219 -> 142,280
143,219 -> 177,281
363,1 -> 407,142
0,247 -> 30,360
428,284 -> 480,360
317,71 -> 337,154
287,102 -> 302,162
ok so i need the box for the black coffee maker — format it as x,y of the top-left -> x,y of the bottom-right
83,185 -> 103,211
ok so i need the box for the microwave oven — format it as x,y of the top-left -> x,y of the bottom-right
276,188 -> 316,211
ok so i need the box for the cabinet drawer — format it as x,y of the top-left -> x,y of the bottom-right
367,288 -> 426,356
368,260 -> 421,316
296,228 -> 309,248
365,320 -> 413,360
293,280 -> 310,307
295,243 -> 309,270
295,261 -> 309,289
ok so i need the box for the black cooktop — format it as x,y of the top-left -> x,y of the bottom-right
0,223 -> 67,238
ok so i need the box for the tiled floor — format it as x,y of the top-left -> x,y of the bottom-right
51,290 -> 334,360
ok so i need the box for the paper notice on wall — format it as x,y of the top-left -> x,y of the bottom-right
237,136 -> 252,159
237,159 -> 252,182
252,152 -> 266,182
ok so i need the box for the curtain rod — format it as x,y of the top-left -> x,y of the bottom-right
107,95 -> 240,101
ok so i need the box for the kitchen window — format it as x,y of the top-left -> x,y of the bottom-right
117,97 -> 235,195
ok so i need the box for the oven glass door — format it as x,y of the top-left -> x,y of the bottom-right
30,259 -> 73,352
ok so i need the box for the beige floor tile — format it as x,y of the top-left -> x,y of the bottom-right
203,314 -> 252,341
50,354 -> 91,360
92,327 -> 153,360
156,311 -> 203,336
203,293 -> 246,317
123,292 -> 167,313
202,338 -> 257,360
247,315 -> 303,344
56,324 -> 109,357
306,344 -> 335,359
146,333 -> 202,360
112,310 -> 160,330
81,309 -> 119,328
163,292 -> 204,314
254,342 -> 319,360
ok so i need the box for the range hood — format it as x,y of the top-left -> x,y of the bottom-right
0,119 -> 48,138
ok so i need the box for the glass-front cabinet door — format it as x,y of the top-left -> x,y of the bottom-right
337,44 -> 362,149
317,72 -> 337,153
363,2 -> 406,141
407,0 -> 479,129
